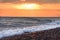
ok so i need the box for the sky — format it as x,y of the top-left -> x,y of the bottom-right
0,0 -> 60,17
0,0 -> 60,3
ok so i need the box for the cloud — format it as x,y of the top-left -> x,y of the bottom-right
27,0 -> 60,3
0,0 -> 20,3
0,0 -> 60,3
40,0 -> 60,3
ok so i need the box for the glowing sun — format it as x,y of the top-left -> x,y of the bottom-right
14,3 -> 41,9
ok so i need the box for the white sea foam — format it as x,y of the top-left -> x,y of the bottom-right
0,21 -> 60,38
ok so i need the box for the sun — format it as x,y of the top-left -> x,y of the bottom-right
13,3 -> 41,10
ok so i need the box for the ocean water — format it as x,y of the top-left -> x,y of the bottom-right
0,17 -> 60,38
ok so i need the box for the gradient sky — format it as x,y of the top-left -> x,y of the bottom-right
0,0 -> 60,17
0,0 -> 60,3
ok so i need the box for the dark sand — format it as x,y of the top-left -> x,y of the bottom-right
0,28 -> 60,40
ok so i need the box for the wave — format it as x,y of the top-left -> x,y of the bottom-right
0,20 -> 60,38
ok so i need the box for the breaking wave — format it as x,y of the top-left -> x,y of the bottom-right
0,21 -> 60,38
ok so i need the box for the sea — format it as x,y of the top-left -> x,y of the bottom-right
0,17 -> 60,38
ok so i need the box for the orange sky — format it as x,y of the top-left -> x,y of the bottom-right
0,3 -> 60,17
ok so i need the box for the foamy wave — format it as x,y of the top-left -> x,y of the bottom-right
0,21 -> 60,38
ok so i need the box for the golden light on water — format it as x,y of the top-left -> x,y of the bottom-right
13,3 -> 41,9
